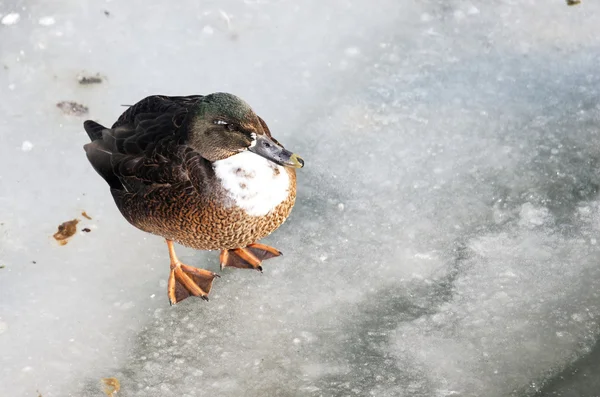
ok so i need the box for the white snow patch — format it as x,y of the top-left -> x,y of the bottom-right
518,203 -> 551,228
21,141 -> 33,152
467,5 -> 480,15
345,47 -> 360,56
213,151 -> 290,216
38,16 -> 55,26
203,25 -> 214,35
1,13 -> 20,25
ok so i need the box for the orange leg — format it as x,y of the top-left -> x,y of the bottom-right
219,249 -> 229,270
220,242 -> 283,272
166,239 -> 219,305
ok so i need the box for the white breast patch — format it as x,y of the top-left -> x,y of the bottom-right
213,151 -> 290,217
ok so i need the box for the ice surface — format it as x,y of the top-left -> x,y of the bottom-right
1,0 -> 600,396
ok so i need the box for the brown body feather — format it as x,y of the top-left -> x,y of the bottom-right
112,168 -> 296,250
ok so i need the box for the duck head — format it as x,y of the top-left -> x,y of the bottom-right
188,92 -> 304,168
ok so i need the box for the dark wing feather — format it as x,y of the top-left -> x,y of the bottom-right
112,95 -> 204,129
83,95 -> 210,193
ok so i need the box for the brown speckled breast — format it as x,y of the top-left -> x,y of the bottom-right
112,168 -> 296,250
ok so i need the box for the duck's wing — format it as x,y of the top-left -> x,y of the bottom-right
112,95 -> 205,129
83,95 -> 212,194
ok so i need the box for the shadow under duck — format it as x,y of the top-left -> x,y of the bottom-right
83,93 -> 304,304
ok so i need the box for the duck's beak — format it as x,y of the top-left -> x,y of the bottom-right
249,135 -> 304,168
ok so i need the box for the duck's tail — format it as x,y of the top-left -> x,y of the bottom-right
83,120 -> 106,141
82,120 -> 123,190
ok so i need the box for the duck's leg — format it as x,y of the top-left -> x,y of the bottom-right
220,243 -> 282,272
166,239 -> 219,305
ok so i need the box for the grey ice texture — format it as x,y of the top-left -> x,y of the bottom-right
1,0 -> 600,396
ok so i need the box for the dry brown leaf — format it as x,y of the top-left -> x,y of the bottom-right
53,219 -> 79,245
101,377 -> 120,396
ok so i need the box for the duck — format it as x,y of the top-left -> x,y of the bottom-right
83,93 -> 304,305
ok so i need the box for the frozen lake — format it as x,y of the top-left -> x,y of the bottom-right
1,0 -> 600,396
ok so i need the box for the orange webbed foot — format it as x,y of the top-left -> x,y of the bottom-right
166,240 -> 219,305
220,243 -> 282,272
